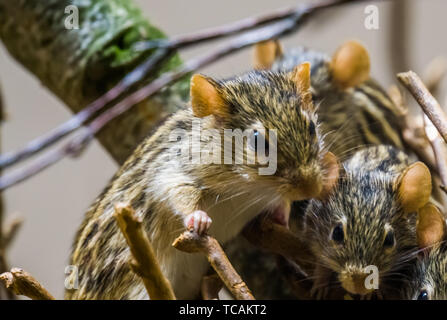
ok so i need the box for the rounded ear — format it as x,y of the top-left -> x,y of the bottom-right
330,40 -> 370,89
317,152 -> 341,201
289,62 -> 314,111
190,74 -> 228,118
253,39 -> 283,70
397,161 -> 432,214
417,203 -> 445,249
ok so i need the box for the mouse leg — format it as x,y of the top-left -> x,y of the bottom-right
184,210 -> 212,235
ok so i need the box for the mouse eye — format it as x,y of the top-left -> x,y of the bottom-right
331,223 -> 344,244
309,121 -> 316,136
248,130 -> 269,155
417,290 -> 429,300
383,230 -> 395,248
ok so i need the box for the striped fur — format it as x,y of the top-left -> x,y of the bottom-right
67,69 -> 327,299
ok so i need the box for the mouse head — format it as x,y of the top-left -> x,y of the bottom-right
305,146 -> 431,296
410,203 -> 447,300
189,64 -> 338,202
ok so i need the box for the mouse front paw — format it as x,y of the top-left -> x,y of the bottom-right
184,210 -> 212,235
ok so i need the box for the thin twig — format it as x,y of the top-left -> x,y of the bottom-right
173,230 -> 254,300
424,115 -> 447,188
388,85 -> 437,172
113,203 -> 176,300
0,0 -> 372,191
398,71 -> 447,144
0,267 -> 54,300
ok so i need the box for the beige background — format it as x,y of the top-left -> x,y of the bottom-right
0,0 -> 445,299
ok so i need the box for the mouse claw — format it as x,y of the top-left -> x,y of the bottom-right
184,210 -> 212,235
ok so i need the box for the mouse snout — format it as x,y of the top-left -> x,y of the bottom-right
339,267 -> 376,296
286,170 -> 322,201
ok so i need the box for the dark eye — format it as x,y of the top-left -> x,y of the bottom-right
331,223 -> 344,244
417,290 -> 429,300
309,121 -> 316,136
249,130 -> 269,155
383,230 -> 395,248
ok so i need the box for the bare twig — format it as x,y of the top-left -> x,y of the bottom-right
0,268 -> 54,300
173,230 -> 255,300
113,203 -> 176,300
388,85 -> 437,172
424,115 -> 447,189
398,71 -> 447,144
0,0 -> 379,191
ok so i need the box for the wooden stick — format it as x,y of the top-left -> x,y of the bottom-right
172,230 -> 255,300
0,0 -> 380,191
201,273 -> 223,300
0,268 -> 54,300
397,71 -> 447,144
388,85 -> 437,172
113,203 -> 176,300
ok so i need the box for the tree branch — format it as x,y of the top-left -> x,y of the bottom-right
0,268 -> 54,300
113,203 -> 176,300
0,0 -> 377,191
397,71 -> 447,144
173,230 -> 255,300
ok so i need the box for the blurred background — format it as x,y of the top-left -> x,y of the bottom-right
0,0 -> 445,298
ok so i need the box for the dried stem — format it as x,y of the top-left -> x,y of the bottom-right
173,230 -> 255,300
0,0 -> 378,191
0,268 -> 54,300
398,71 -> 447,144
424,115 -> 447,189
113,203 -> 176,300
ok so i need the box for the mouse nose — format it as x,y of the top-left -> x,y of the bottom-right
339,269 -> 376,296
287,174 -> 322,201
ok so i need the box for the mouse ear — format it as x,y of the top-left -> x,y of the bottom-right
330,40 -> 370,89
253,39 -> 283,70
290,62 -> 314,111
417,203 -> 445,250
397,161 -> 432,214
190,74 -> 228,118
317,152 -> 341,201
